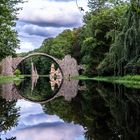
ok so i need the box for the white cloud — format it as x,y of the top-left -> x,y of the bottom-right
16,0 -> 88,53
16,41 -> 35,53
16,22 -> 65,37
18,0 -> 84,27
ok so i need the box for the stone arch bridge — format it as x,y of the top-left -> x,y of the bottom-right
0,53 -> 85,103
0,53 -> 83,78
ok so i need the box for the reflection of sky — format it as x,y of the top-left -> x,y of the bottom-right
1,99 -> 85,140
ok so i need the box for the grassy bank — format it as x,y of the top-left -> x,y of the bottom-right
93,75 -> 140,83
93,75 -> 140,88
72,75 -> 140,88
0,75 -> 24,83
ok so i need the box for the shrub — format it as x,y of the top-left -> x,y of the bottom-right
14,69 -> 21,77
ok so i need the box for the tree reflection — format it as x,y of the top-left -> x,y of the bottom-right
43,81 -> 115,140
17,77 -> 59,102
5,137 -> 16,140
0,96 -> 19,133
97,83 -> 140,140
43,81 -> 140,140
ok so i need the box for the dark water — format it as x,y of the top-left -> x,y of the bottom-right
0,77 -> 140,140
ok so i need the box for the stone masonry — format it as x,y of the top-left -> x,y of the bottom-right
1,56 -> 13,76
0,53 -> 85,103
0,53 -> 80,79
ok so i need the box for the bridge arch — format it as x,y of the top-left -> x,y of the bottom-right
15,52 -> 64,78
20,53 -> 59,63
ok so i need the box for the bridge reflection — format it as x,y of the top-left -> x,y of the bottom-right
0,77 -> 85,103
49,64 -> 62,91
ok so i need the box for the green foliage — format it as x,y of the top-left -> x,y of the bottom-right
88,0 -> 129,11
38,29 -> 74,59
23,0 -> 140,77
80,4 -> 127,75
70,28 -> 82,62
30,28 -> 82,63
98,0 -> 140,75
0,0 -> 23,61
17,56 -> 59,75
23,28 -> 83,75
14,69 -> 21,77
88,0 -> 107,10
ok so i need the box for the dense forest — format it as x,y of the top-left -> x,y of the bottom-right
1,0 -> 140,77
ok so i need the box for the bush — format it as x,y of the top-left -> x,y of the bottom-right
14,69 -> 21,77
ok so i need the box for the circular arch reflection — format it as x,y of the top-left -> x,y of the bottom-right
16,53 -> 63,103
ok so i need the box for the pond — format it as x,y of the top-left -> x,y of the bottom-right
0,77 -> 140,140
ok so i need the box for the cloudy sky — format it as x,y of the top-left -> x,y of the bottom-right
16,0 -> 89,53
1,99 -> 85,140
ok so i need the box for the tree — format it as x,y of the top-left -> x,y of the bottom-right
80,4 -> 127,76
0,0 -> 23,61
98,0 -> 140,75
88,0 -> 107,10
70,28 -> 82,63
88,0 -> 129,11
39,29 -> 74,59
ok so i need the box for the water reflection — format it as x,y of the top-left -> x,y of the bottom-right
17,77 -> 61,102
0,96 -> 19,134
43,81 -> 140,140
0,79 -> 140,140
0,99 -> 85,140
0,76 -> 81,103
97,83 -> 140,140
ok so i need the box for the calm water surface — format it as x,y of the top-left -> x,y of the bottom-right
0,77 -> 140,140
